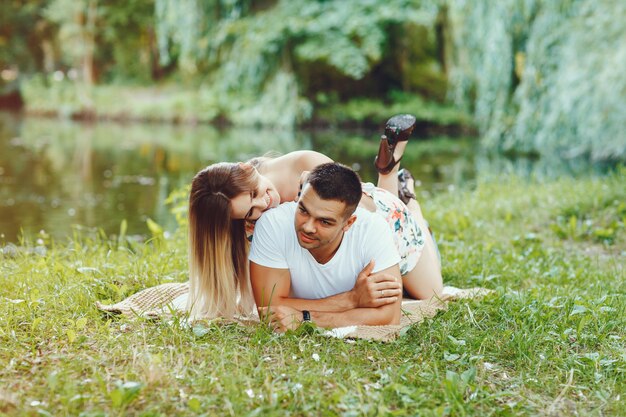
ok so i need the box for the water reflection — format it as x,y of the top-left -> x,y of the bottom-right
0,112 -> 609,242
0,113 -> 318,242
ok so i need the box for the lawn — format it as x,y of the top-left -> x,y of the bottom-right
1,169 -> 624,416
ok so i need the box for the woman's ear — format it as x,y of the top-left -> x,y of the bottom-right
238,162 -> 254,171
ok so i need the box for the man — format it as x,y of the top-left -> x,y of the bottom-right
249,162 -> 404,331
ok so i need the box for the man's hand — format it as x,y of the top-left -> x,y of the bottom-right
350,260 -> 402,308
258,305 -> 302,333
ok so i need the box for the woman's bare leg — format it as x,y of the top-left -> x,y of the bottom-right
373,135 -> 443,299
403,236 -> 443,299
401,175 -> 443,299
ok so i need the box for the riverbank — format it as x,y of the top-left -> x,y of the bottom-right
16,78 -> 473,134
1,171 -> 624,415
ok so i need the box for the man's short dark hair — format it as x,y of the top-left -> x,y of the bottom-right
307,163 -> 362,217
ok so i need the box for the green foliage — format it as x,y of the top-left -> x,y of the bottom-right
447,0 -> 626,160
109,381 -> 143,408
316,91 -> 470,126
43,0 -> 156,84
165,185 -> 190,230
550,188 -> 626,244
21,75 -> 81,117
44,0 -> 95,67
0,0 -> 53,74
156,0 -> 250,73
153,0 -> 440,126
158,0 -> 435,82
8,0 -> 455,128
21,76 -> 222,122
100,0 -> 157,83
9,0 -> 625,153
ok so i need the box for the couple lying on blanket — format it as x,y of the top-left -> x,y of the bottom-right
186,114 -> 443,332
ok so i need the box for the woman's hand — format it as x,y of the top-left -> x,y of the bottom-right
350,260 -> 402,308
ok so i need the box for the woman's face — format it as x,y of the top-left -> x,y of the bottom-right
230,171 -> 281,220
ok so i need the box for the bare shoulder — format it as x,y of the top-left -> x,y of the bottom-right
263,151 -> 332,173
260,151 -> 333,201
287,150 -> 334,171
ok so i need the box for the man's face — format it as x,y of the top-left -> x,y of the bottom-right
294,184 -> 356,252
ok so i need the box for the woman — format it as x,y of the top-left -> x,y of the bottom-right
187,115 -> 443,320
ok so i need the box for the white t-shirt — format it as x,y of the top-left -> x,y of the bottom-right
249,202 -> 400,299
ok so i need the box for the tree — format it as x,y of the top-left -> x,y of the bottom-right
446,0 -> 626,160
45,0 -> 99,85
0,0 -> 55,75
154,0 -> 440,126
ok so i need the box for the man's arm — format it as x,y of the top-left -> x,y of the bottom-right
250,261 -> 401,313
251,261 -> 402,331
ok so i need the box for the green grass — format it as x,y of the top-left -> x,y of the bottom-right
1,170 -> 625,416
21,77 -> 222,124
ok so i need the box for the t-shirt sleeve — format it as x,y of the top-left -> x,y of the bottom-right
248,209 -> 289,269
364,215 -> 401,273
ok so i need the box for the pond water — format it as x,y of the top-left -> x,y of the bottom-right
0,111 -> 606,243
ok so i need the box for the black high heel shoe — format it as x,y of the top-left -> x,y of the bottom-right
374,114 -> 417,174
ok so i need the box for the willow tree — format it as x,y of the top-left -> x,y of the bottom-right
155,0 -> 438,127
446,0 -> 626,160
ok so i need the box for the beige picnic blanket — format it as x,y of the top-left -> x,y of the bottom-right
96,283 -> 493,342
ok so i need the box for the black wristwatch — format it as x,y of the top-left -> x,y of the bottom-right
302,310 -> 311,322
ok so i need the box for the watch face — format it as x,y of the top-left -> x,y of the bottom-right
302,310 -> 311,322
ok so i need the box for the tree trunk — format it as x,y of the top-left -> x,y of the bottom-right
82,0 -> 97,86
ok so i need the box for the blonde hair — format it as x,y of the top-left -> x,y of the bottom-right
247,151 -> 280,170
187,162 -> 257,320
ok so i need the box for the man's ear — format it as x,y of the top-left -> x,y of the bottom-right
342,214 -> 357,232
